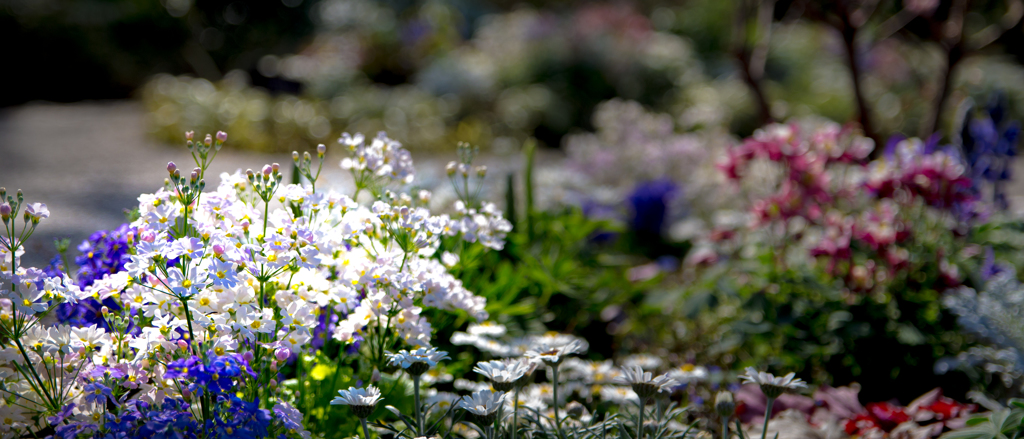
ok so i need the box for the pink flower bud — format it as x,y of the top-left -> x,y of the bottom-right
271,163 -> 280,173
275,348 -> 290,362
212,244 -> 225,255
0,203 -> 10,217
204,134 -> 213,146
185,131 -> 194,141
216,131 -> 227,142
317,144 -> 326,155
270,360 -> 278,372
262,165 -> 273,176
167,162 -> 177,174
140,230 -> 156,243
269,379 -> 278,389
101,306 -> 109,316
177,340 -> 188,351
243,351 -> 254,364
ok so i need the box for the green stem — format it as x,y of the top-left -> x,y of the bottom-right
761,397 -> 775,439
512,387 -> 520,439
414,374 -> 423,435
551,365 -> 562,436
722,417 -> 729,439
637,399 -> 646,439
360,417 -> 371,439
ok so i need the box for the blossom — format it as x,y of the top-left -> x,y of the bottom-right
473,359 -> 533,391
386,347 -> 450,376
84,381 -> 118,406
738,367 -> 806,398
616,365 -> 677,399
24,203 -> 49,223
524,338 -> 586,365
331,385 -> 382,418
458,389 -> 506,423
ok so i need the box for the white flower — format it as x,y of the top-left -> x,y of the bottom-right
473,359 -> 533,389
332,385 -> 383,418
24,203 -> 49,222
524,339 -> 585,365
667,364 -> 709,383
616,365 -> 677,399
738,367 -> 806,398
331,385 -> 383,407
386,347 -> 450,372
458,389 -> 506,417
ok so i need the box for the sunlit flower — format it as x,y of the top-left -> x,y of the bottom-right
616,365 -> 677,399
474,358 -> 533,391
458,389 -> 506,424
524,339 -> 585,365
738,367 -> 806,398
331,385 -> 383,418
387,347 -> 450,376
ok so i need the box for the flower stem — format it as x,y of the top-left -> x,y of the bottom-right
361,417 -> 371,439
722,417 -> 729,439
761,397 -> 775,439
551,365 -> 562,436
413,374 -> 423,435
512,387 -> 521,439
637,398 -> 646,439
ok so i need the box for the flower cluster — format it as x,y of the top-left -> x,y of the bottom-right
711,119 -> 978,292
0,129 -> 508,438
866,136 -> 977,215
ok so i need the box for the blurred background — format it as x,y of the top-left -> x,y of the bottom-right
5,0 -> 1024,246
5,0 -> 1024,406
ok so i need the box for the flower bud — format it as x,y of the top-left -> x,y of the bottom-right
101,306 -> 110,317
317,144 -> 326,156
476,165 -> 487,178
243,351 -> 254,364
216,131 -> 227,142
167,162 -> 177,174
212,244 -> 225,255
275,348 -> 290,362
271,163 -> 280,173
566,401 -> 585,419
246,169 -> 255,180
182,388 -> 192,402
204,134 -> 213,146
0,203 -> 10,220
371,367 -> 381,383
177,340 -> 188,351
270,360 -> 278,372
269,379 -> 278,389
185,131 -> 194,141
446,161 -> 457,177
262,165 -> 273,176
292,151 -> 300,162
715,391 -> 736,419
303,151 -> 311,162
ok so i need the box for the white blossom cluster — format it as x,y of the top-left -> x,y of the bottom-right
0,131 -> 508,437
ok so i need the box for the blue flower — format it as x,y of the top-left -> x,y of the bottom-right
84,381 -> 118,406
628,179 -> 679,237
